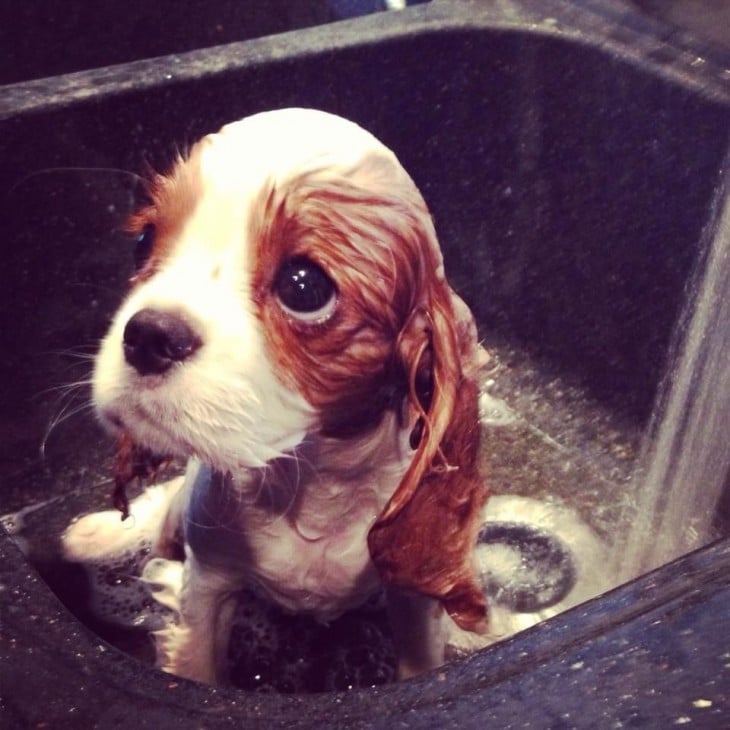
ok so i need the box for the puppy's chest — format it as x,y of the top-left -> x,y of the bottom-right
185,464 -> 402,617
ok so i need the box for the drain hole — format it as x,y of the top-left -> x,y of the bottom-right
477,522 -> 577,612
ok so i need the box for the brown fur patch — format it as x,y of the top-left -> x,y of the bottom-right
368,374 -> 489,632
250,154 -> 431,436
125,146 -> 205,285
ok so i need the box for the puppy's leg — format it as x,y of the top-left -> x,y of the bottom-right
386,587 -> 446,679
153,549 -> 239,685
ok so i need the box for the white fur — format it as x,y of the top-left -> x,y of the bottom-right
65,109 -> 446,684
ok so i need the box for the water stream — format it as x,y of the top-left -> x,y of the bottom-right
615,154 -> 730,582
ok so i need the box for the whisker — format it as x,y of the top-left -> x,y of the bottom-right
41,397 -> 96,458
34,378 -> 93,401
45,350 -> 97,363
44,342 -> 103,361
39,366 -> 96,457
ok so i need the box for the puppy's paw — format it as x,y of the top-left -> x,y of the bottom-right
142,556 -> 184,615
62,479 -> 183,563
153,619 -> 221,685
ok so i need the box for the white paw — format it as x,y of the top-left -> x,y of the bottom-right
62,479 -> 183,563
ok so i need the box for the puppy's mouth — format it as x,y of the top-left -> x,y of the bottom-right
100,409 -> 124,431
104,404 -> 191,459
111,430 -> 173,520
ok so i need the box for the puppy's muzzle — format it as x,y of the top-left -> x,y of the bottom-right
123,308 -> 202,376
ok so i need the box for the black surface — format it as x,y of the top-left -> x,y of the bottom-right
0,1 -> 402,85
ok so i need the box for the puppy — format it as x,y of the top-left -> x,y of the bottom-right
64,108 -> 489,684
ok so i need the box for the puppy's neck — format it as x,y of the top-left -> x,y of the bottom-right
232,410 -> 412,537
307,409 -> 412,480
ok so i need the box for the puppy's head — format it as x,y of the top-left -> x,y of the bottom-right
93,108 -> 488,628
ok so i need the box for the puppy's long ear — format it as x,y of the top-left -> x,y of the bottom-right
367,274 -> 490,633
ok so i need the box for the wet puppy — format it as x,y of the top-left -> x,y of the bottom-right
64,108 -> 488,684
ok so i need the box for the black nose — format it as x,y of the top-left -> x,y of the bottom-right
123,308 -> 202,376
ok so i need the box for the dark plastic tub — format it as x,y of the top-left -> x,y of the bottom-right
1,0 -> 728,726
0,0 -> 415,85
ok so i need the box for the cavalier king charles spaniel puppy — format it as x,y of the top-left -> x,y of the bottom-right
63,108 -> 489,684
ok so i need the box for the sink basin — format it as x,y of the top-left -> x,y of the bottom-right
1,0 -> 728,726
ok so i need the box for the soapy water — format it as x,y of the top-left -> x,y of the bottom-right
479,523 -> 577,613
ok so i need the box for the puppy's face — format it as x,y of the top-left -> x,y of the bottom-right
93,109 -> 440,473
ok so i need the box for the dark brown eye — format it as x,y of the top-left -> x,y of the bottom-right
134,223 -> 156,272
274,257 -> 337,322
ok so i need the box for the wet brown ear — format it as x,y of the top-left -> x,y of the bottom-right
367,285 -> 490,632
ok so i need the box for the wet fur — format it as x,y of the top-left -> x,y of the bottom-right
64,109 -> 488,684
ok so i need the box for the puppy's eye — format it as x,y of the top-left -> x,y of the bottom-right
134,223 -> 156,271
274,257 -> 337,323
